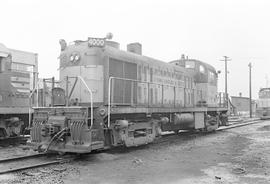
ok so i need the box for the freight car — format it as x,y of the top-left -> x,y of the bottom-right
256,88 -> 270,119
30,34 -> 228,153
0,43 -> 38,139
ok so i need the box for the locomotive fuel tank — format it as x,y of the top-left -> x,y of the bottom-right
161,113 -> 197,132
173,113 -> 195,129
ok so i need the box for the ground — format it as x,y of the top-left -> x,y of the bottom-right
1,120 -> 270,184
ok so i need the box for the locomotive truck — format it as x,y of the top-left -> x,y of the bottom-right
30,34 -> 228,153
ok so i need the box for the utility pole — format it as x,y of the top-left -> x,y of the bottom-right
248,63 -> 252,118
220,56 -> 231,107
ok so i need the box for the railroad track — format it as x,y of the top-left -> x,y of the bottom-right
158,119 -> 263,143
0,153 -> 71,175
0,119 -> 263,175
0,136 -> 28,147
218,119 -> 262,131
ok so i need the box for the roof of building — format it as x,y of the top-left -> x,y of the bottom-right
231,96 -> 250,100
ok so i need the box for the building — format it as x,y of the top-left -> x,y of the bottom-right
230,93 -> 256,116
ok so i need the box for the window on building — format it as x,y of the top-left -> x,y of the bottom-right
11,62 -> 34,73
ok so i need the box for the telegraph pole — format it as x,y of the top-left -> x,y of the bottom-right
248,63 -> 252,118
220,56 -> 231,107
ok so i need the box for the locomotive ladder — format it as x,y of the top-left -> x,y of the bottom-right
65,76 -> 94,129
77,76 -> 94,128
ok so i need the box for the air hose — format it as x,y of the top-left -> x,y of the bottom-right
44,127 -> 68,153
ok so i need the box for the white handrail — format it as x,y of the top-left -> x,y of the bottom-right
36,80 -> 39,107
107,76 -> 189,128
108,77 -> 112,128
77,76 -> 93,129
107,76 -> 221,127
28,84 -> 38,129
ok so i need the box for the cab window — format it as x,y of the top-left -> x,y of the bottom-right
199,65 -> 205,73
185,61 -> 195,69
209,71 -> 215,80
209,71 -> 216,85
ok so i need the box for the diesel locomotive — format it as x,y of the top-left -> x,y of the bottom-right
30,34 -> 228,153
256,88 -> 270,119
0,43 -> 38,138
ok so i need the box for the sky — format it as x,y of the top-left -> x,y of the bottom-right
0,0 -> 269,99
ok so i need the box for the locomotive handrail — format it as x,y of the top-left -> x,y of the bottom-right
107,76 -> 198,128
28,83 -> 39,129
107,76 -> 225,127
77,76 -> 94,129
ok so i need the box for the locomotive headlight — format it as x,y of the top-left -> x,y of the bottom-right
74,55 -> 80,61
70,55 -> 75,61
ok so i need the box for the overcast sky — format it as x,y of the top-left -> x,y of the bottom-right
1,0 -> 269,98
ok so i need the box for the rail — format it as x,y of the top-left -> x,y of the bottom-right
0,153 -> 71,174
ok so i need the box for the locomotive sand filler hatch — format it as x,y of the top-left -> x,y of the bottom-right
29,34 -> 228,154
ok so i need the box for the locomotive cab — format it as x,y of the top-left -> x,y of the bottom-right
170,56 -> 219,107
